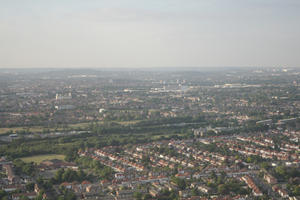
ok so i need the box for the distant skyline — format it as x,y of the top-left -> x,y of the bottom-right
0,0 -> 300,68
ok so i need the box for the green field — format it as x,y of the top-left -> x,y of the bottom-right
20,154 -> 65,164
0,126 -> 64,135
0,124 -> 89,135
0,120 -> 140,135
116,120 -> 141,125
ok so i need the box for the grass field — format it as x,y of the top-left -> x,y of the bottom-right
20,154 -> 65,164
0,126 -> 63,135
68,122 -> 90,129
0,120 -> 141,135
116,120 -> 141,125
0,124 -> 89,135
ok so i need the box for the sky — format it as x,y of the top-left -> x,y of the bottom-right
0,0 -> 299,68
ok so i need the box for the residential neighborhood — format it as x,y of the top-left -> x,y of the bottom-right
0,68 -> 299,199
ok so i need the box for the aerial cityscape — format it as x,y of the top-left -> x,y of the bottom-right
0,68 -> 299,200
1,0 -> 300,199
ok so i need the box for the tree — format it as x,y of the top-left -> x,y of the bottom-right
19,195 -> 30,200
25,182 -> 35,191
218,184 -> 228,195
143,194 -> 152,200
171,177 -> 186,190
52,168 -> 87,184
191,187 -> 199,196
141,155 -> 150,167
275,166 -> 286,178
133,191 -> 143,200
210,171 -> 217,182
98,166 -> 114,180
59,188 -> 77,200
13,159 -> 35,176
0,190 -> 8,199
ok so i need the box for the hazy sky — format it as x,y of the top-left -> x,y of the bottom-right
0,0 -> 300,68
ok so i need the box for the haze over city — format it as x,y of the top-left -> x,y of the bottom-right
1,0 -> 300,68
0,1 -> 300,200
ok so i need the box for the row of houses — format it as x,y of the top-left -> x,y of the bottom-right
241,176 -> 263,197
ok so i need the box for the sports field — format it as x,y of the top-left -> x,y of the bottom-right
20,154 -> 65,164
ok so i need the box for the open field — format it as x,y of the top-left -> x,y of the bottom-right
116,120 -> 141,125
0,127 -> 42,135
0,126 -> 63,135
0,120 -> 140,135
0,124 -> 88,135
20,154 -> 65,164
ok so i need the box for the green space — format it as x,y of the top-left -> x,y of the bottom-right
116,120 -> 141,125
0,126 -> 44,135
0,126 -> 65,135
0,120 -> 141,135
20,154 -> 65,164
